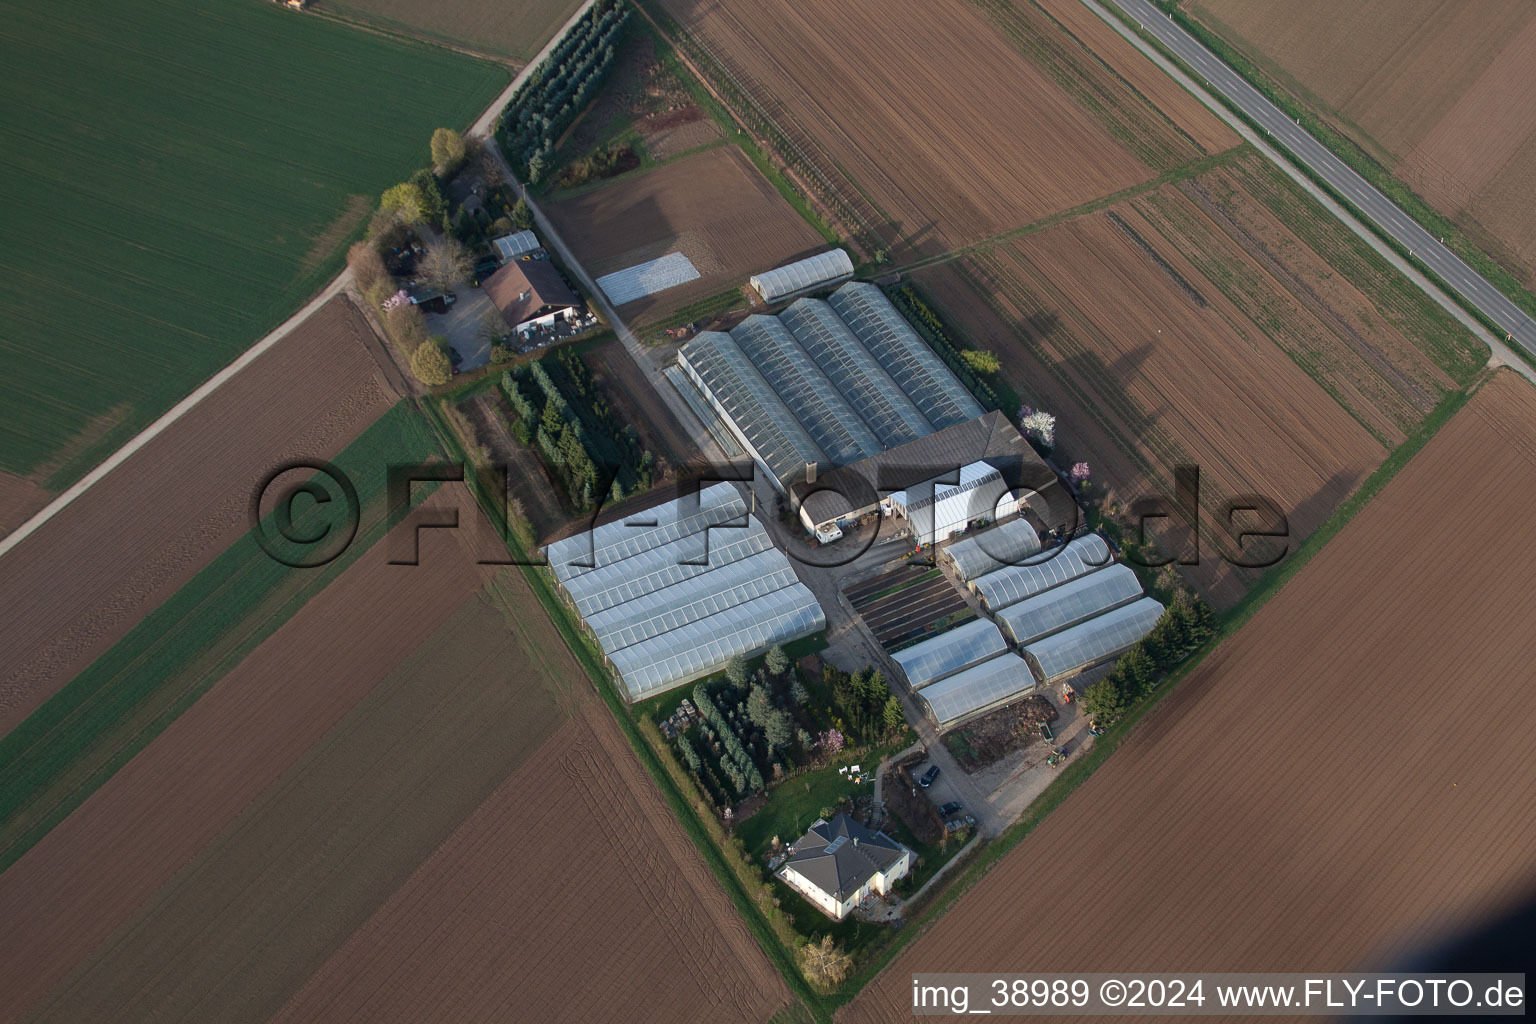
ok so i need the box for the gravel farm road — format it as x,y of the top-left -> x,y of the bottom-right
1102,0 -> 1536,358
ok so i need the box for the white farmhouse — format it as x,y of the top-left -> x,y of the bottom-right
778,814 -> 911,920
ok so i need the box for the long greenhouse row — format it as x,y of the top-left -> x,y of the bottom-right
546,482 -> 826,700
677,282 -> 982,491
888,524 -> 1165,727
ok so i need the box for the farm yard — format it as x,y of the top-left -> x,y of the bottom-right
1189,0 -> 1536,289
319,0 -> 584,62
543,145 -> 826,323
0,297 -> 397,735
913,150 -> 1484,607
844,370 -> 1536,1019
0,0 -> 506,487
653,0 -> 1237,260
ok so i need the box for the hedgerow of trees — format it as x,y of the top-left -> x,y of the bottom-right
1080,591 -> 1217,724
499,348 -> 653,512
497,0 -> 631,183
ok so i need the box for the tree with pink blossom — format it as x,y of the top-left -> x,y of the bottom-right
1070,462 -> 1091,483
818,728 -> 845,754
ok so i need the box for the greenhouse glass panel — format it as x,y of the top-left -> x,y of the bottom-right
1022,598 -> 1165,683
565,526 -> 775,617
586,549 -> 800,651
827,283 -> 983,428
944,519 -> 1043,581
891,618 -> 1008,690
749,249 -> 855,302
596,251 -> 701,306
995,565 -> 1144,646
779,299 -> 933,448
548,481 -> 748,579
678,333 -> 827,488
971,534 -> 1113,611
918,653 -> 1035,726
729,315 -> 882,465
609,584 -> 826,699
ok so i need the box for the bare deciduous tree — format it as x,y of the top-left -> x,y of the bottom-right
419,238 -> 471,293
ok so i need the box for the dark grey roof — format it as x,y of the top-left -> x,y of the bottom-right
785,814 -> 906,899
792,411 -> 1077,531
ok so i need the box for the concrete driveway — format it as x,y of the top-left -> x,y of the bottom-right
424,287 -> 496,372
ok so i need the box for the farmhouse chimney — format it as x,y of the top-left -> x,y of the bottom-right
806,461 -> 818,484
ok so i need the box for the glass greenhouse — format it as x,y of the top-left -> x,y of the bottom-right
778,299 -> 933,448
546,485 -> 826,701
562,524 -> 775,618
971,533 -> 1113,611
890,617 -> 1008,690
729,315 -> 883,466
1022,597 -> 1165,684
918,652 -> 1036,727
995,564 -> 1145,646
889,462 -> 1019,546
547,480 -> 747,579
942,519 -> 1043,581
585,549 -> 800,652
749,248 -> 855,302
827,283 -> 983,429
596,251 -> 701,306
607,584 -> 826,700
678,332 -> 829,489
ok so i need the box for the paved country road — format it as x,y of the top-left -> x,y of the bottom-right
1103,0 -> 1536,358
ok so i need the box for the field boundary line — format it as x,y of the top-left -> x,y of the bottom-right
0,0 -> 601,565
0,276 -> 343,563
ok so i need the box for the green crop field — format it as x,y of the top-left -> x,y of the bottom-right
0,401 -> 443,874
0,0 -> 506,485
324,0 -> 585,63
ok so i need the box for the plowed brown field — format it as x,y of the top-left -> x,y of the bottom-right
1192,0 -> 1536,284
844,371 -> 1536,1021
0,296 -> 396,733
0,482 -> 789,1023
0,472 -> 47,538
916,198 -> 1385,605
660,0 -> 1233,260
271,700 -> 791,1024
544,145 -> 824,323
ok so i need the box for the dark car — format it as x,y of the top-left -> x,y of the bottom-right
919,765 -> 940,788
939,801 -> 963,818
448,346 -> 463,368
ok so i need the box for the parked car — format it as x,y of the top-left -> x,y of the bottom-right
919,765 -> 940,788
939,801 -> 963,818
448,346 -> 463,368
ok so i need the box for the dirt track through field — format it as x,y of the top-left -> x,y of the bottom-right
270,699 -> 791,1024
0,297 -> 396,734
843,371 -> 1536,1021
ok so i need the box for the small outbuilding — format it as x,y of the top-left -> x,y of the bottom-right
484,259 -> 579,336
491,230 -> 541,262
778,814 -> 911,920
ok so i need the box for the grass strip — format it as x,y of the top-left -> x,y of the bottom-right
0,402 -> 445,873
